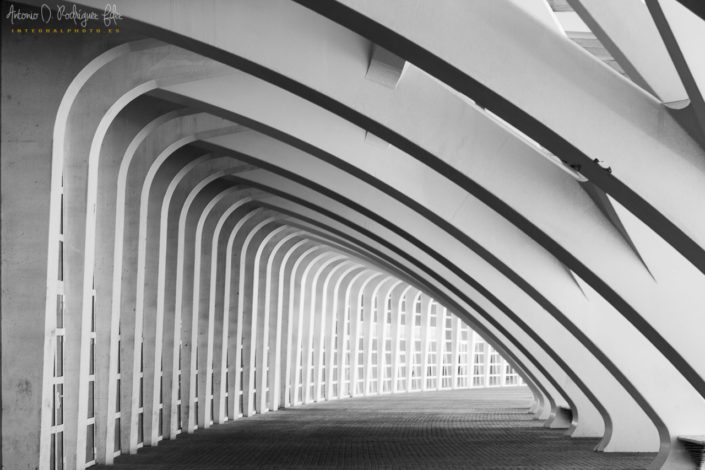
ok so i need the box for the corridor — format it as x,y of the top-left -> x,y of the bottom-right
97,388 -> 655,469
4,1 -> 705,469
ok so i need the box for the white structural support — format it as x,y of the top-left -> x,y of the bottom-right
4,2 -> 705,470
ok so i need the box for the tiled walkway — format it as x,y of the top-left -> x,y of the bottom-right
98,387 -> 656,469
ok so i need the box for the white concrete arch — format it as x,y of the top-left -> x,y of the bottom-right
236,216 -> 278,416
391,285 -> 413,395
249,225 -> 290,414
268,202 -> 564,421
84,74 -> 672,456
197,200 -> 268,428
188,192 -> 257,430
320,261 -> 361,401
134,134 -> 241,446
0,20 -> 576,470
45,38 -> 620,458
290,0 -> 705,275
221,171 -> 656,450
159,157 -> 251,442
41,40 -> 235,467
172,174 -> 250,435
282,244 -> 325,407
273,238 -> 311,409
170,72 -> 705,406
363,276 -> 396,396
258,196 -> 583,425
162,105 -> 636,444
6,4 -> 705,469
373,279 -> 403,395
328,265 -> 368,400
290,250 -> 341,405
302,255 -> 348,403
49,3 -> 704,410
115,136 -> 584,440
210,150 -> 628,426
262,197 -> 568,418
38,39 -> 164,468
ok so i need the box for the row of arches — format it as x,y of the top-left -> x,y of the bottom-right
2,1 -> 704,470
28,37 -> 536,470
51,180 -> 524,468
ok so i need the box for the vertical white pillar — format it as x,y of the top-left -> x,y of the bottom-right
435,305 -> 445,391
349,281 -> 363,398
157,156 -> 213,441
390,286 -> 410,394
282,246 -> 308,408
451,315 -> 461,390
420,295 -> 431,392
325,266 -> 359,400
181,185 -> 231,434
350,273 -> 380,397
500,357 -> 508,387
264,233 -> 304,412
139,150 -> 199,447
227,208 -> 263,419
337,270 -> 369,399
376,282 -> 392,395
364,277 -> 392,396
167,160 -> 234,438
484,341 -> 492,387
468,330 -> 477,387
210,199 -> 258,425
271,238 -> 307,411
180,184 -> 227,434
241,217 -> 276,417
317,261 -> 353,402
405,291 -> 419,393
95,104 -> 175,464
303,255 -> 344,404
285,246 -> 320,407
360,286 -> 373,397
254,226 -> 288,415
196,194 -> 252,429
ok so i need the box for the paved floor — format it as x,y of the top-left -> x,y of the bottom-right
98,387 -> 656,469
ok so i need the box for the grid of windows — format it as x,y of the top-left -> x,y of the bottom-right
505,362 -> 521,385
397,337 -> 407,391
426,341 -> 437,389
356,337 -> 365,395
412,339 -> 423,390
472,342 -> 486,387
383,338 -> 392,393
488,350 -> 503,386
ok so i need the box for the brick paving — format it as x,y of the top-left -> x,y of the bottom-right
98,387 -> 656,469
